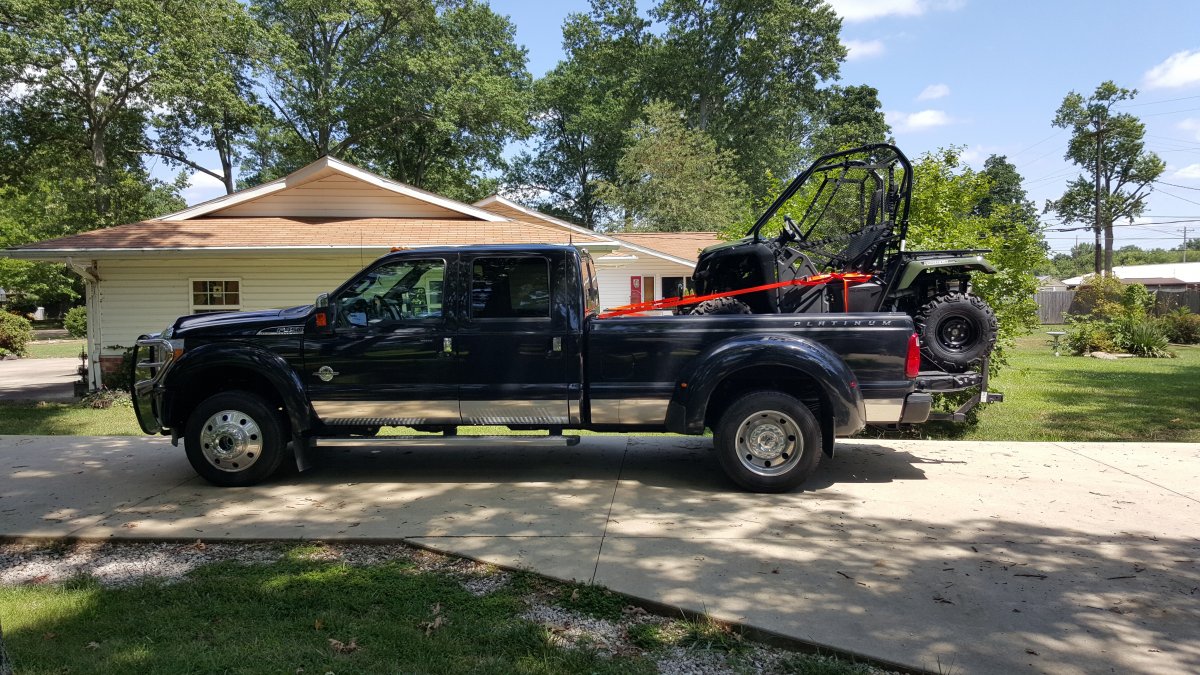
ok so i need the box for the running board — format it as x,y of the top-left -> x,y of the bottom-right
314,435 -> 581,450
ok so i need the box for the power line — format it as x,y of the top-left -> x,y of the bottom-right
1140,106 -> 1200,118
1154,187 -> 1200,207
1156,180 -> 1200,191
1114,94 -> 1200,108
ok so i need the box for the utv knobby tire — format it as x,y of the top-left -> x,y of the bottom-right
690,297 -> 752,315
915,292 -> 998,372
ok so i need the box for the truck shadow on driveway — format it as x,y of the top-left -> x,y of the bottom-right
303,438 -> 938,493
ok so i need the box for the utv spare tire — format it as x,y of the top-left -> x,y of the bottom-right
690,297 -> 752,315
915,292 -> 998,372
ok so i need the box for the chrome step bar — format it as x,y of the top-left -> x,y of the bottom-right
314,435 -> 581,450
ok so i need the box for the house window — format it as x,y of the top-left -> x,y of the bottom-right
191,279 -> 241,314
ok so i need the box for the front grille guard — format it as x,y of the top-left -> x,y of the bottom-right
131,336 -> 179,434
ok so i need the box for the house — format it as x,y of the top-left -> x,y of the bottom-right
1035,275 -> 1068,291
1061,262 -> 1200,290
2,156 -> 725,389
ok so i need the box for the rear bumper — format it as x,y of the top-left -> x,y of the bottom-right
863,391 -> 932,424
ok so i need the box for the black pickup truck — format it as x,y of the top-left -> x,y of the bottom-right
132,244 -> 932,492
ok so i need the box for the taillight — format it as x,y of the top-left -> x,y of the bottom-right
905,333 -> 921,379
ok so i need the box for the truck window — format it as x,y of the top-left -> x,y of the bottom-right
471,257 -> 550,319
581,253 -> 600,315
335,259 -> 445,327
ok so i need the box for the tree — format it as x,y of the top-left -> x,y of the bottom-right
648,0 -> 845,194
0,0 -> 206,219
597,101 -> 749,232
1047,81 -> 1165,276
350,0 -> 532,201
148,1 -> 271,194
252,0 -> 530,199
909,149 -> 1044,365
808,84 -> 891,156
505,0 -> 652,228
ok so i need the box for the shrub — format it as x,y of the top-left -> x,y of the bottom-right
1068,275 -> 1125,319
100,347 -> 136,392
64,305 -> 87,338
0,311 -> 33,357
1063,316 -> 1116,355
1162,308 -> 1200,344
1120,283 -> 1155,318
1116,317 -> 1172,358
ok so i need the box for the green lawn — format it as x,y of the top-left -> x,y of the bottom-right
1,334 -> 1196,442
24,339 -> 86,359
950,333 -> 1200,442
0,544 -> 866,675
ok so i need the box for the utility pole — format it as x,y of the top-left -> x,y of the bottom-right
1093,118 -> 1105,276
1184,226 -> 1188,263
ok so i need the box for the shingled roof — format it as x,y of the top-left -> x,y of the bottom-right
7,216 -> 609,259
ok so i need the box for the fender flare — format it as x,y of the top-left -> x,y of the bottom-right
665,334 -> 865,437
897,258 -> 996,290
162,342 -> 312,436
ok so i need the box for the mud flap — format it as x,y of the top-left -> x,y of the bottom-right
293,434 -> 316,472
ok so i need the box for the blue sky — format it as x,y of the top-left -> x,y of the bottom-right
174,0 -> 1200,254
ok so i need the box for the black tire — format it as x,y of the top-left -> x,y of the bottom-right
690,297 -> 752,315
184,391 -> 288,487
714,391 -> 823,493
915,292 -> 998,372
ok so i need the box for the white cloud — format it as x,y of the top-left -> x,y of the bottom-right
844,39 -> 886,61
916,83 -> 950,101
958,145 -> 1002,166
1173,163 -> 1200,180
827,0 -> 964,23
182,171 -> 227,205
1144,49 -> 1200,89
1178,118 -> 1200,142
887,109 -> 955,133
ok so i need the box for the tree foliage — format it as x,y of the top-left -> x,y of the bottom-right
597,102 -> 749,232
909,149 -> 1044,364
1046,81 -> 1165,275
648,0 -> 844,193
506,0 -> 651,228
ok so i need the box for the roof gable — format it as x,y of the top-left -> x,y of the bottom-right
161,157 -> 506,222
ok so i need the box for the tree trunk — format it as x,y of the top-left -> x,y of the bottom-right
1103,221 -> 1114,275
216,116 -> 236,194
91,126 -> 112,217
1093,226 -> 1103,276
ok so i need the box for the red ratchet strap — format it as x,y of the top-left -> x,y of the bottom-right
598,272 -> 874,319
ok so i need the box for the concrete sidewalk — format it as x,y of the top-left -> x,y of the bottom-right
1,434 -> 1197,674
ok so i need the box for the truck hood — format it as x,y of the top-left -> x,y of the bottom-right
172,305 -> 312,338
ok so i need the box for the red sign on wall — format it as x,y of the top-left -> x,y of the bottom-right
630,276 -> 642,304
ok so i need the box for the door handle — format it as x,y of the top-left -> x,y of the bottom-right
443,337 -> 453,354
551,336 -> 562,352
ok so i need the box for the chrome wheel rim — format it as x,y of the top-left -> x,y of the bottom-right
199,409 -> 263,472
735,409 -> 803,476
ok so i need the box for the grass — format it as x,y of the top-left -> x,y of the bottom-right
944,331 -> 1200,442
1,332 -> 1196,442
23,339 -> 86,359
0,545 -> 869,675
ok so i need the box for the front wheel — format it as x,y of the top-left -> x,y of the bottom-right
184,391 -> 288,487
915,292 -> 998,372
714,391 -> 822,493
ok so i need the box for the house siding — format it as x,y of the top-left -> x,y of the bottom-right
213,175 -> 472,219
595,258 -> 695,311
94,255 -> 369,355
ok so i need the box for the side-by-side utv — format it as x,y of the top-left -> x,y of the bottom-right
689,144 -> 998,374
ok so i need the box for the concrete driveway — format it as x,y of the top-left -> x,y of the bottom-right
1,434 -> 1197,674
0,357 -> 78,401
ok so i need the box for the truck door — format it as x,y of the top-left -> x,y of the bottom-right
452,253 -> 573,425
304,254 -> 460,426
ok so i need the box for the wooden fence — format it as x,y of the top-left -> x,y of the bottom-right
1035,288 -> 1200,324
